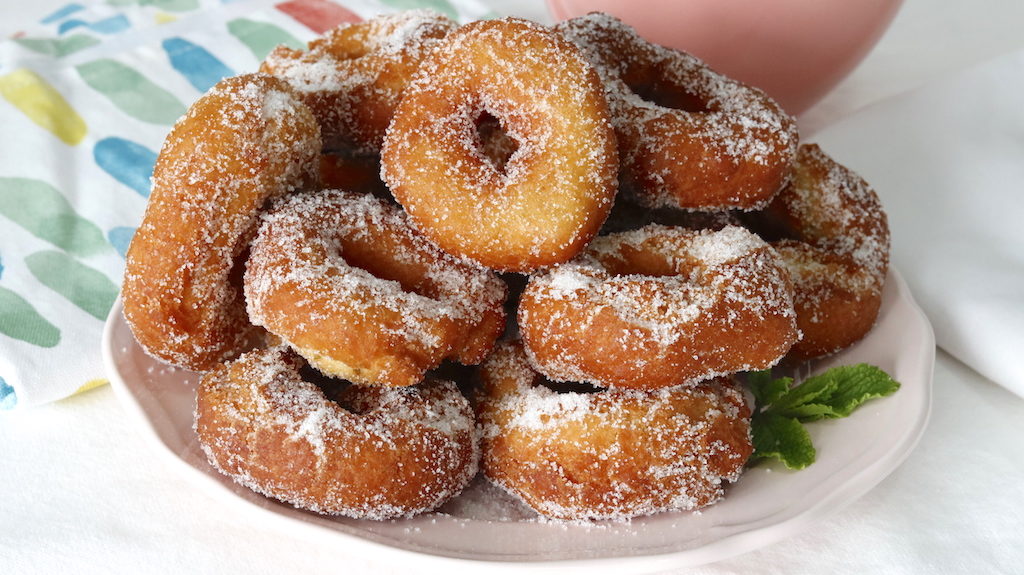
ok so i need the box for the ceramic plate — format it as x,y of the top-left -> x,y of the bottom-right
102,268 -> 933,573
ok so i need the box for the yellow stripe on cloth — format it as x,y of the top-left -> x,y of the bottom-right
74,379 -> 108,395
155,12 -> 178,25
0,68 -> 88,146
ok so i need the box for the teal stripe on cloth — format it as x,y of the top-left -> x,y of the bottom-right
41,3 -> 86,24
0,376 -> 17,410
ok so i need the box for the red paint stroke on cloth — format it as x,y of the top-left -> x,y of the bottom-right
275,0 -> 361,34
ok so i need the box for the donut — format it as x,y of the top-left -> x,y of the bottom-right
122,73 -> 320,371
261,11 -> 456,154
554,13 -> 798,211
381,17 -> 619,272
518,224 -> 798,389
741,144 -> 890,360
195,346 -> 478,519
475,341 -> 752,521
244,189 -> 507,387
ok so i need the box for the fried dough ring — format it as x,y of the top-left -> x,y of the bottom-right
519,224 -> 798,389
743,144 -> 890,360
475,341 -> 752,521
244,189 -> 507,387
122,73 -> 320,371
261,11 -> 456,153
381,17 -> 618,272
555,13 -> 798,211
195,346 -> 478,519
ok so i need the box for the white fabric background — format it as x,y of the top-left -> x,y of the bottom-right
2,0 -> 1024,573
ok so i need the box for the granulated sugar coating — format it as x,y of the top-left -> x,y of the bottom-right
121,10 -> 896,526
244,189 -> 507,387
475,341 -> 752,521
381,17 -> 618,272
122,74 -> 320,371
261,10 -> 457,154
742,144 -> 891,360
555,13 -> 798,211
519,224 -> 798,389
194,347 -> 479,519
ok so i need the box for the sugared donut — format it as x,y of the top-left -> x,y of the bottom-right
742,144 -> 890,360
122,73 -> 320,371
244,189 -> 507,387
519,224 -> 798,389
261,11 -> 456,153
381,17 -> 619,272
195,346 -> 478,519
554,13 -> 798,211
475,341 -> 752,521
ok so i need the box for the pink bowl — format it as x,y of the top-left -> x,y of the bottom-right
547,0 -> 903,115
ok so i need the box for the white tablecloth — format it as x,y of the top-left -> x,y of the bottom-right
3,1 -> 1024,573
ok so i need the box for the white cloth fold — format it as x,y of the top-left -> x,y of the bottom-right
810,48 -> 1024,397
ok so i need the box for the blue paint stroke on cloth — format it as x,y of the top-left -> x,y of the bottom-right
0,376 -> 17,410
58,15 -> 131,35
93,137 -> 157,197
162,37 -> 234,92
41,3 -> 85,24
0,252 -> 4,279
107,226 -> 135,258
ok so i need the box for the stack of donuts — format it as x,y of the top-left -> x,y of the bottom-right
121,10 -> 889,522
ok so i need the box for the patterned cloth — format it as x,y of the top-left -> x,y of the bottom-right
0,0 -> 493,410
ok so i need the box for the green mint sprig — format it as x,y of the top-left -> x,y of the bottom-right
748,364 -> 901,470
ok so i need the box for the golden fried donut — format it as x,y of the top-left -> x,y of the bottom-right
519,224 -> 798,389
476,341 -> 752,521
122,73 -> 320,371
244,189 -> 507,387
381,17 -> 619,272
195,346 -> 478,519
261,11 -> 456,153
742,144 -> 890,360
555,13 -> 798,211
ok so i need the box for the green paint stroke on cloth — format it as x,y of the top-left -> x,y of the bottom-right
0,286 -> 61,348
25,251 -> 118,321
379,0 -> 458,19
76,59 -> 186,125
0,69 -> 88,146
227,18 -> 303,60
0,178 -> 109,257
14,34 -> 101,58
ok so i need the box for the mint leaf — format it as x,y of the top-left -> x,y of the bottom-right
747,363 -> 901,469
747,370 -> 791,406
750,413 -> 816,470
804,364 -> 901,420
769,373 -> 839,416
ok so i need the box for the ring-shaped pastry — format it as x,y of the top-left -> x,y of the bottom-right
518,224 -> 798,389
195,346 -> 478,519
475,341 -> 752,521
122,73 -> 320,371
555,13 -> 798,211
381,17 -> 618,272
244,189 -> 507,387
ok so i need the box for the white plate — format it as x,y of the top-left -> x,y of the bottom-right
102,268 -> 933,573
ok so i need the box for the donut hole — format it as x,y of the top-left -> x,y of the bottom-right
297,362 -> 357,406
623,69 -> 708,113
331,237 -> 436,299
533,374 -> 602,395
474,111 -> 519,173
598,244 -> 691,278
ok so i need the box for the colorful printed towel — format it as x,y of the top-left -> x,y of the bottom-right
0,0 -> 493,410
